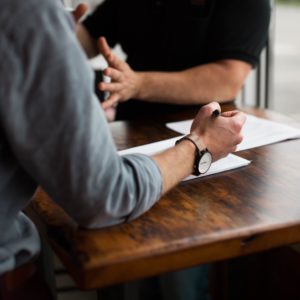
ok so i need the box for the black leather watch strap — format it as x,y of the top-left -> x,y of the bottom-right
175,135 -> 202,176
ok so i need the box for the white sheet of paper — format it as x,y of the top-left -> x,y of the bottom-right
183,154 -> 250,181
118,138 -> 251,181
166,114 -> 300,151
118,136 -> 179,156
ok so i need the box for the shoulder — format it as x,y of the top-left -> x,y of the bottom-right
232,0 -> 271,14
218,0 -> 270,14
219,0 -> 271,26
0,0 -> 79,93
0,0 -> 73,43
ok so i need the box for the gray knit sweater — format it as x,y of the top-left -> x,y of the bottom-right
0,0 -> 162,275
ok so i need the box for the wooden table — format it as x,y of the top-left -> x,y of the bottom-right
28,105 -> 300,290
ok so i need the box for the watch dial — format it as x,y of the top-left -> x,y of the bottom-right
198,152 -> 212,174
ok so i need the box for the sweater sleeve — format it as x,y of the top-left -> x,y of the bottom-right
0,0 -> 162,228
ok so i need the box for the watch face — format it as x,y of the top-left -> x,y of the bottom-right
198,152 -> 212,174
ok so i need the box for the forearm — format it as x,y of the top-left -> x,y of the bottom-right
152,140 -> 195,194
76,24 -> 98,58
136,60 -> 251,104
10,7 -> 165,229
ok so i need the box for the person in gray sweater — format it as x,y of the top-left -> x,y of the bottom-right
0,0 -> 245,292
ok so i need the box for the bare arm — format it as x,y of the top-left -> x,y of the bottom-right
97,37 -> 251,109
152,102 -> 246,194
152,140 -> 195,194
136,60 -> 251,104
76,23 -> 98,58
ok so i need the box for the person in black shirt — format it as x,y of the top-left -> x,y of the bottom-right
77,0 -> 271,120
74,1 -> 270,298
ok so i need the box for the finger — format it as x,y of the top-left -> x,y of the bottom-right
98,37 -> 112,60
224,145 -> 237,157
221,110 -> 240,117
222,111 -> 247,130
98,38 -> 119,71
102,94 -> 120,109
104,107 -> 117,122
231,111 -> 247,127
72,3 -> 88,22
201,101 -> 221,117
103,67 -> 123,82
235,133 -> 244,145
222,110 -> 247,125
216,148 -> 236,161
98,37 -> 126,70
99,82 -> 122,93
229,146 -> 237,153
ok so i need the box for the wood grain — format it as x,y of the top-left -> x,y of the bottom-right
27,105 -> 300,290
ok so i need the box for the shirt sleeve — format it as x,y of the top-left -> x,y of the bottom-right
82,0 -> 119,48
205,0 -> 271,67
1,0 -> 162,228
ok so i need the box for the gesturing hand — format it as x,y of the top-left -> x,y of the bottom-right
97,37 -> 141,109
190,102 -> 246,161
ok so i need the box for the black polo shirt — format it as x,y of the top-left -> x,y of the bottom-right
83,0 -> 271,119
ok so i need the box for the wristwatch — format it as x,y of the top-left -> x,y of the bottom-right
175,134 -> 212,176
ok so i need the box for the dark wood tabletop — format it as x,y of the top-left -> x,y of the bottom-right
28,105 -> 300,290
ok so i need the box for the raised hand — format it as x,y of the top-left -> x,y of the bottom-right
97,37 -> 141,109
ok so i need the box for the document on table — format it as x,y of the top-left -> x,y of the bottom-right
118,137 -> 251,181
166,114 -> 300,152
